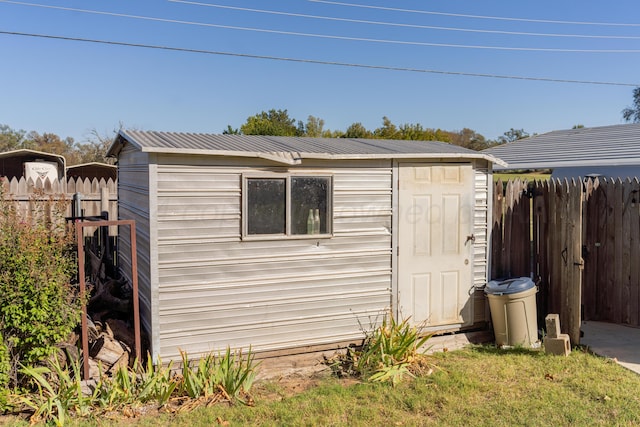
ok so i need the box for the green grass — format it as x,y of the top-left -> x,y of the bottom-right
6,345 -> 637,426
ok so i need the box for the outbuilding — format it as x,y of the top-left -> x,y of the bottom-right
108,130 -> 504,362
0,149 -> 65,182
484,123 -> 640,179
66,162 -> 117,181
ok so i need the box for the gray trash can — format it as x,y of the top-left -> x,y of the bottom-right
485,277 -> 538,347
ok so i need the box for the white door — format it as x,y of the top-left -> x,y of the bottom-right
397,163 -> 474,328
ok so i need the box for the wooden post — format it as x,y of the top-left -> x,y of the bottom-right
76,221 -> 90,379
567,179 -> 583,345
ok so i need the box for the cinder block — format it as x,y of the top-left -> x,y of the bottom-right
545,314 -> 561,339
544,333 -> 571,356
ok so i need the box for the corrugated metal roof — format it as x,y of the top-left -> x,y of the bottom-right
108,130 -> 505,166
483,123 -> 640,170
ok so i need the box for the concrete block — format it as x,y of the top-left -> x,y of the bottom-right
544,333 -> 571,356
545,314 -> 561,339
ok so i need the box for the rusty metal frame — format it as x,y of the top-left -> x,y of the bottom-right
75,219 -> 140,379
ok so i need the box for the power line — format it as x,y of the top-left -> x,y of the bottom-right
2,0 -> 640,52
169,0 -> 640,40
0,30 -> 637,87
310,0 -> 640,27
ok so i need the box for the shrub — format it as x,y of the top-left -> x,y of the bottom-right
0,188 -> 82,385
328,313 -> 433,385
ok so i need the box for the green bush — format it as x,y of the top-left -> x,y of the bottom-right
328,313 -> 433,385
0,189 -> 82,385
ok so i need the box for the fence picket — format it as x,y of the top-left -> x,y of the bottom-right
1,176 -> 117,236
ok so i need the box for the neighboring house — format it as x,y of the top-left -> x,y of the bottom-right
484,123 -> 640,179
66,162 -> 117,181
107,130 -> 505,362
0,149 -> 66,182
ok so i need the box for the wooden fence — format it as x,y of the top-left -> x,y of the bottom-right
492,178 -> 640,344
1,176 -> 118,235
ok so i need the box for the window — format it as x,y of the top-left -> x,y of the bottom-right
244,175 -> 332,238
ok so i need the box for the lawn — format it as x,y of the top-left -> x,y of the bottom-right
20,345 -> 637,427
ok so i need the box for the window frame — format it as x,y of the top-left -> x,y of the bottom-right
242,172 -> 333,240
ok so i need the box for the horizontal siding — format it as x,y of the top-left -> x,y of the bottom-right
154,160 -> 392,359
115,147 -> 154,341
473,163 -> 491,323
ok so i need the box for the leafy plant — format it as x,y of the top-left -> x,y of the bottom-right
16,356 -> 94,426
328,313 -> 432,385
0,188 -> 83,385
135,356 -> 178,407
91,355 -> 179,410
212,346 -> 258,404
178,347 -> 258,405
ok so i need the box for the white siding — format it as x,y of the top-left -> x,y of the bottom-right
472,161 -> 491,323
154,157 -> 393,360
115,146 -> 157,355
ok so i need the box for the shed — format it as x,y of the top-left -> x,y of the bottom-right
483,123 -> 640,179
66,162 -> 117,181
108,130 -> 505,362
0,149 -> 65,181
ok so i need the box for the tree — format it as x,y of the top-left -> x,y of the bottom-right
373,116 -> 399,139
622,87 -> 640,123
343,122 -> 373,139
448,128 -> 490,151
496,128 -> 529,145
0,125 -> 27,152
240,109 -> 303,136
74,127 -> 119,165
222,125 -> 240,135
399,123 -> 451,142
305,116 -> 325,138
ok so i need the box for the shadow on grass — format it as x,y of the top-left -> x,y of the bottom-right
464,343 -> 548,358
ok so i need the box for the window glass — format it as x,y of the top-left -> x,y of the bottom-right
246,178 -> 286,235
291,177 -> 329,235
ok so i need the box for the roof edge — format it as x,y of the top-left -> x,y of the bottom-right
136,146 -> 506,165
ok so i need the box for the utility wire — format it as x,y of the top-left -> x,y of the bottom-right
0,30 -> 637,87
310,0 -> 640,27
170,0 -> 640,40
1,0 -> 640,52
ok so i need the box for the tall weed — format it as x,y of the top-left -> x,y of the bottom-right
329,313 -> 432,385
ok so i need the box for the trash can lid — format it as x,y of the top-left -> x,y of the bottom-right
485,277 -> 535,295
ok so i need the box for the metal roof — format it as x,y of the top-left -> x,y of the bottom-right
0,149 -> 66,180
108,130 -> 504,166
483,123 -> 640,170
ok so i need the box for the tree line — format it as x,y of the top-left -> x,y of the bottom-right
224,110 -> 529,151
0,124 -> 113,166
2,86 -> 639,164
0,116 -> 527,167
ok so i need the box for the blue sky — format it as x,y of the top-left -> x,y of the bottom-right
1,0 -> 639,143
